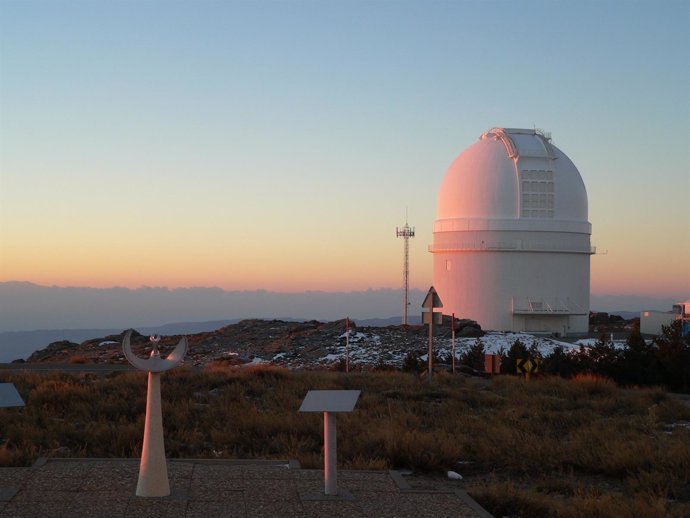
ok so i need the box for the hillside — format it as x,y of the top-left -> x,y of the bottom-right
26,319 -> 431,368
22,317 -> 620,370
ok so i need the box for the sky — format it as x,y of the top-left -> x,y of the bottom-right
1,0 -> 689,300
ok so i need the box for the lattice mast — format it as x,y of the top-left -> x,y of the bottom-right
396,217 -> 415,325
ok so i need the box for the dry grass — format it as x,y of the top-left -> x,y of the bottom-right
469,477 -> 690,518
1,368 -> 689,517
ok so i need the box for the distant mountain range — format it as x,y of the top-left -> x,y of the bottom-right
0,282 -> 423,332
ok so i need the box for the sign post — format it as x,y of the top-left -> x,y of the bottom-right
299,390 -> 360,496
345,317 -> 350,373
451,312 -> 456,374
421,286 -> 443,381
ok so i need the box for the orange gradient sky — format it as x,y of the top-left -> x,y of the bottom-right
1,2 -> 689,300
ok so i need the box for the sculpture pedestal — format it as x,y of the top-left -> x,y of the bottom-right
136,372 -> 170,497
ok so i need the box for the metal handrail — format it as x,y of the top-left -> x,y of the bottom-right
428,242 -> 596,254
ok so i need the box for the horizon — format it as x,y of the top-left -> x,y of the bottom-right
0,279 -> 681,362
0,280 -> 683,335
1,2 -> 689,301
2,279 -> 688,303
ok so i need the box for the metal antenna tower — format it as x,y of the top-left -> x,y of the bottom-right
396,214 -> 415,325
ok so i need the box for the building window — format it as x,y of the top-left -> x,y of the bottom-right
520,170 -> 554,218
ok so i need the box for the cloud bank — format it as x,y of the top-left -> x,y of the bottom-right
0,282 -> 680,333
0,282 -> 423,332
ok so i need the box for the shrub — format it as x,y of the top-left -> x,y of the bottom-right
502,338 -> 528,375
654,320 -> 690,392
618,325 -> 662,386
460,338 -> 485,371
401,352 -> 422,373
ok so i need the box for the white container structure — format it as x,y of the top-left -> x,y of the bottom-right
641,301 -> 690,336
430,128 -> 593,336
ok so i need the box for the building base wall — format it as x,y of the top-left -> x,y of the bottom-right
432,249 -> 590,334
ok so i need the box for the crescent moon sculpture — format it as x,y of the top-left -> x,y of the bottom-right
122,329 -> 187,497
122,330 -> 188,372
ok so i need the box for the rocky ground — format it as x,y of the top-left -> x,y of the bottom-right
19,316 -> 608,371
23,319 -> 437,369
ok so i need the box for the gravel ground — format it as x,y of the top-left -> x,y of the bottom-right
0,458 -> 492,518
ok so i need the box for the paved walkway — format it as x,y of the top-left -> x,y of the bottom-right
0,458 -> 492,518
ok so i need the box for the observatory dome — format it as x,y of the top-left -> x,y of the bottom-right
431,128 -> 593,335
436,128 -> 588,227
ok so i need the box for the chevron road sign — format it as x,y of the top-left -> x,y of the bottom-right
516,357 -> 541,376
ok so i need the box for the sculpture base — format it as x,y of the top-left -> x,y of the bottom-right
136,372 -> 170,497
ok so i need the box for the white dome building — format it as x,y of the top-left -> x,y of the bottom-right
430,128 -> 593,336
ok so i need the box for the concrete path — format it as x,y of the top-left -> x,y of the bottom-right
0,458 -> 492,518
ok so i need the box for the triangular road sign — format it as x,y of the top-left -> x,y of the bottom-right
421,286 -> 443,309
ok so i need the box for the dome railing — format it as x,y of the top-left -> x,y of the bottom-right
428,242 -> 596,254
511,297 -> 587,315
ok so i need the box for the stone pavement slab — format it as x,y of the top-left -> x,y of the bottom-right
0,458 -> 492,517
